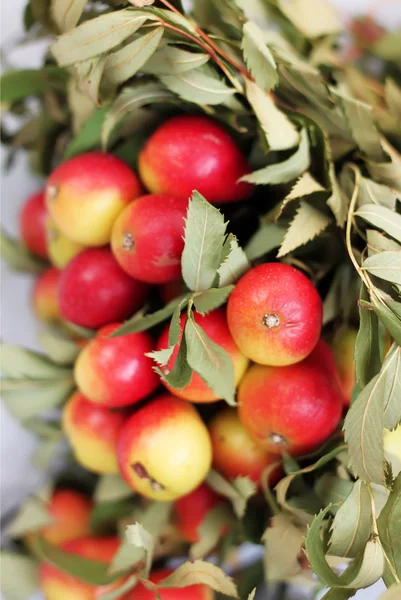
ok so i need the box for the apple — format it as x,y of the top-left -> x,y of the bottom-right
19,189 -> 48,258
46,216 -> 85,269
173,483 -> 221,543
32,267 -> 61,323
332,328 -> 358,406
39,489 -> 92,546
130,568 -> 213,599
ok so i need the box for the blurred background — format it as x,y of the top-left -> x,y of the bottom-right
1,1 -> 401,598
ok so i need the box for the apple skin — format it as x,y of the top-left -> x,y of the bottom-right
46,152 -> 142,246
208,408 -> 282,486
32,267 -> 61,323
138,115 -> 254,205
39,536 -> 129,600
237,352 -> 343,456
332,328 -> 358,406
118,393 -> 212,501
58,248 -> 150,329
63,391 -> 126,474
173,483 -> 221,543
130,568 -> 213,599
46,216 -> 86,269
40,489 -> 92,546
19,189 -> 48,258
111,195 -> 188,284
227,263 -> 323,366
156,308 -> 249,403
74,323 -> 159,408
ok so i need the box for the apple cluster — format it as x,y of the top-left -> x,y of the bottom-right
19,114 -> 354,599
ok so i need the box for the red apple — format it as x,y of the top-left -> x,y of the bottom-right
138,115 -> 254,205
174,483 -> 221,543
111,194 -> 188,284
227,263 -> 323,366
46,152 -> 142,246
74,323 -> 159,408
58,248 -> 150,329
19,189 -> 48,258
32,267 -> 61,323
156,308 -> 249,403
40,489 -> 92,546
130,568 -> 213,599
332,328 -> 358,406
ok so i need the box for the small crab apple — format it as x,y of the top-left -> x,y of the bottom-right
38,489 -> 93,546
32,267 -> 61,323
74,323 -> 159,408
19,189 -> 48,258
111,194 -> 188,284
208,408 -> 282,486
118,394 -> 212,501
58,248 -> 150,329
46,152 -> 142,246
332,327 -> 358,406
138,115 -> 254,205
39,536 -> 130,600
238,353 -> 343,456
130,569 -> 213,600
156,308 -> 249,403
46,216 -> 85,269
227,263 -> 323,366
63,391 -> 125,474
173,483 -> 221,543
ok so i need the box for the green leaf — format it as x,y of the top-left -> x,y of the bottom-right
90,500 -> 134,536
51,10 -> 154,66
314,474 -> 354,510
328,160 -> 349,227
38,329 -> 81,365
98,575 -> 139,600
64,107 -> 107,159
72,54 -> 107,106
245,223 -> 286,261
217,235 -> 250,287
305,506 -> 384,589
378,585 -> 401,600
193,286 -> 234,315
383,344 -> 401,430
367,230 -> 401,255
142,45 -> 209,74
328,481 -> 373,558
0,67 -> 68,104
242,22 -> 278,91
32,436 -> 63,470
333,90 -> 384,162
241,128 -> 310,185
8,496 -> 54,538
371,291 -> 401,347
206,471 -> 257,518
185,316 -> 235,405
0,552 -> 39,600
104,27 -> 164,85
1,345 -> 71,379
277,200 -> 331,257
262,512 -> 305,581
51,0 -> 87,32
280,172 -> 326,214
355,284 -> 382,389
102,81 -> 176,148
358,177 -> 399,211
385,79 -> 401,122
366,139 -> 401,192
0,228 -> 48,274
190,504 -> 234,559
277,0 -> 342,38
111,295 -> 189,337
355,205 -> 401,244
126,523 -> 154,577
363,251 -> 401,285
160,67 -> 235,106
2,378 -> 74,421
377,473 -> 401,586
344,345 -> 401,485
248,590 -> 257,600
34,537 -> 120,585
95,474 -> 134,504
182,192 -> 227,293
372,30 -> 401,61
155,333 -> 193,390
245,79 -> 299,151
157,560 -> 239,598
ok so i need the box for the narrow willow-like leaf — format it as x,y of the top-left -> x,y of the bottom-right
181,191 -> 227,292
367,230 -> 401,255
277,200 -> 331,257
160,68 -> 235,106
38,330 -> 81,365
185,317 -> 235,405
366,138 -> 401,192
371,291 -> 401,347
363,251 -> 401,285
377,473 -> 401,586
241,128 -> 310,185
51,10 -> 154,65
245,79 -> 299,151
1,228 -> 47,274
142,45 -> 209,74
111,295 -> 188,337
358,177 -> 399,211
355,284 -> 381,389
383,344 -> 401,430
328,481 -> 372,558
104,27 -> 164,85
206,471 -> 256,517
242,22 -> 278,91
74,54 -> 107,105
0,67 -> 69,104
64,107 -> 107,159
378,585 -> 401,600
51,0 -> 87,32
355,204 -> 401,244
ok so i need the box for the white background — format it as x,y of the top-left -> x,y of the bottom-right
1,1 -> 400,598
